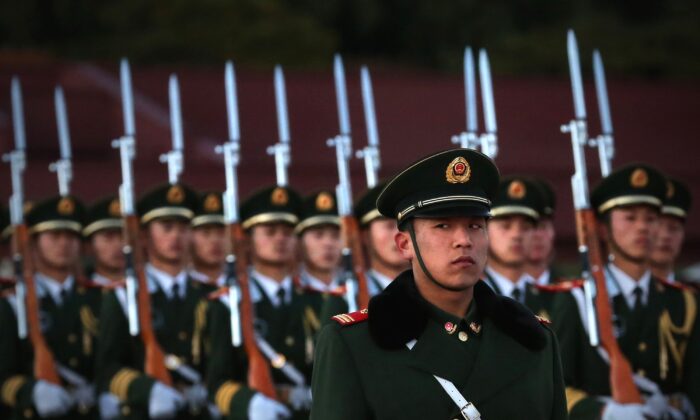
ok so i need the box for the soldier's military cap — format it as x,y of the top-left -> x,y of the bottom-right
353,182 -> 387,227
490,176 -> 546,221
377,148 -> 499,224
662,178 -> 691,220
295,190 -> 340,234
83,196 -> 123,237
137,183 -> 198,224
591,163 -> 666,215
25,195 -> 86,235
530,176 -> 556,217
192,191 -> 225,228
240,185 -> 302,230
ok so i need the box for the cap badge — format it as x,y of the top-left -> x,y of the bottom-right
271,187 -> 289,206
315,192 -> 334,211
630,168 -> 648,188
204,194 -> 222,212
167,185 -> 185,204
508,180 -> 526,200
666,180 -> 674,199
57,197 -> 75,215
445,156 -> 471,184
108,199 -> 122,217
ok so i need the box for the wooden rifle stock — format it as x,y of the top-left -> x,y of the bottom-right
13,224 -> 61,384
341,215 -> 370,309
575,209 -> 641,403
230,223 -> 278,399
123,215 -> 172,386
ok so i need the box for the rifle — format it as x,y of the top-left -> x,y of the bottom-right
160,74 -> 184,185
326,55 -> 370,311
592,50 -> 615,177
452,47 -> 498,159
356,66 -> 381,188
50,87 -> 73,196
561,30 -> 641,404
217,61 -> 278,399
2,77 -> 61,384
112,59 -> 172,386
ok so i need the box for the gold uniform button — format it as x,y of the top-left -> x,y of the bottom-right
637,369 -> 646,377
458,331 -> 469,342
68,334 -> 78,343
285,336 -> 295,346
23,408 -> 33,418
69,357 -> 79,367
121,405 -> 131,416
178,331 -> 188,341
638,342 -> 647,352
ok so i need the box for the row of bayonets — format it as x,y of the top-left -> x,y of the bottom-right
4,29 -> 615,341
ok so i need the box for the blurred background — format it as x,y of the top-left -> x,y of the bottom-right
0,0 -> 698,264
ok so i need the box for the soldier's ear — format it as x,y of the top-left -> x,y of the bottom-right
394,230 -> 412,260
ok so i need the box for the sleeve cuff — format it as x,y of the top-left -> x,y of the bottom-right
215,380 -> 255,419
566,387 -> 604,419
109,368 -> 155,406
1,375 -> 34,408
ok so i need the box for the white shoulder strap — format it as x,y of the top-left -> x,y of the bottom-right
406,340 -> 481,420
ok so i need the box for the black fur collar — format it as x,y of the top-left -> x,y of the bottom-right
367,270 -> 547,351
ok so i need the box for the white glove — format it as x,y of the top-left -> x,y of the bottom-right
98,393 -> 121,420
71,384 -> 95,412
183,383 -> 208,411
286,386 -> 312,411
248,393 -> 291,420
148,381 -> 185,419
602,401 -> 653,420
32,380 -> 75,417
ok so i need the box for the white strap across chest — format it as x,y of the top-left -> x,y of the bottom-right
406,339 -> 481,420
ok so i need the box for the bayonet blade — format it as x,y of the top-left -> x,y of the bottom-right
274,65 -> 290,144
54,87 -> 72,160
360,66 -> 379,148
168,75 -> 184,152
120,59 -> 136,138
464,47 -> 478,133
593,50 -> 613,135
11,77 -> 26,151
334,54 -> 351,136
567,30 -> 587,120
224,61 -> 240,142
478,49 -> 497,134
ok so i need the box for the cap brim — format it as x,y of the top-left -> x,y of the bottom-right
405,202 -> 491,221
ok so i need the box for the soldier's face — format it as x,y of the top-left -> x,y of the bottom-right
301,225 -> 341,272
35,230 -> 81,270
366,218 -> 406,269
90,229 -> 125,271
524,218 -> 555,265
251,223 -> 297,265
145,218 -> 191,264
397,216 -> 488,289
607,205 -> 659,261
191,224 -> 226,267
487,215 -> 534,267
650,215 -> 684,266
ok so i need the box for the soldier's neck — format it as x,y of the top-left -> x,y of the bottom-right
253,261 -> 290,283
415,275 -> 473,318
36,265 -> 72,283
370,259 -> 403,281
650,263 -> 673,281
304,264 -> 333,284
610,252 -> 648,282
488,259 -> 524,284
148,258 -> 185,277
95,265 -> 123,282
524,262 -> 547,280
192,262 -> 222,282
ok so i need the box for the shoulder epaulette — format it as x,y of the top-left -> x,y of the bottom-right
655,276 -> 694,292
535,315 -> 552,325
331,308 -> 368,326
533,279 -> 584,293
208,286 -> 229,300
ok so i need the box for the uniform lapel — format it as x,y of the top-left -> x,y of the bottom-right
405,320 -> 472,384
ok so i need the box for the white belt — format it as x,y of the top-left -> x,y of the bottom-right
406,339 -> 481,420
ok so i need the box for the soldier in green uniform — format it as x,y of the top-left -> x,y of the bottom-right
650,178 -> 693,286
311,148 -> 567,420
318,183 -> 410,321
295,190 -> 341,294
83,196 -> 125,287
482,176 -> 557,318
189,192 -> 226,287
206,185 -> 316,419
552,164 -> 700,418
0,195 -> 102,419
525,177 -> 561,286
96,183 -> 214,419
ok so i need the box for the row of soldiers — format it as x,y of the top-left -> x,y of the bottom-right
0,155 -> 697,419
